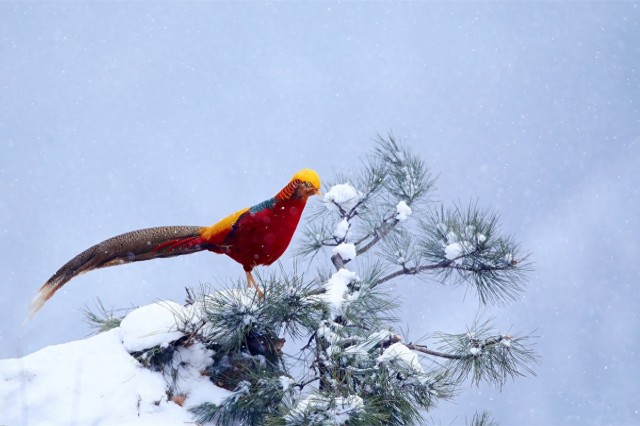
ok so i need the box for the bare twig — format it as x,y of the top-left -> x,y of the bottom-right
406,343 -> 466,360
373,258 -> 518,289
355,214 -> 398,256
374,262 -> 450,287
295,376 -> 320,390
301,331 -> 317,351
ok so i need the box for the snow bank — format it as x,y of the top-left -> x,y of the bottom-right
0,304 -> 230,425
120,301 -> 187,352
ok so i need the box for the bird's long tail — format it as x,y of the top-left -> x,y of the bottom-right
30,226 -> 209,318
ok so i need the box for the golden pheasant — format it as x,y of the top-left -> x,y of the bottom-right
30,169 -> 321,316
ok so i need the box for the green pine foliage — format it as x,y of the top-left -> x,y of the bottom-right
83,299 -> 124,333
86,135 -> 537,425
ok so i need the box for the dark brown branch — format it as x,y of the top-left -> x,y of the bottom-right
356,214 -> 398,256
301,331 -> 317,351
331,252 -> 346,271
295,376 -> 320,390
406,343 -> 466,360
330,200 -> 348,217
373,258 -> 518,288
481,336 -> 508,350
374,262 -> 450,288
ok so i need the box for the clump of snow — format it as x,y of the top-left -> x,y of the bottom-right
324,183 -> 361,213
343,329 -> 394,358
396,200 -> 412,222
470,346 -> 482,356
333,242 -> 356,261
333,217 -> 350,240
321,268 -> 358,318
478,234 -> 487,243
377,342 -> 424,374
444,241 -> 473,264
0,326 -> 230,425
444,242 -> 463,261
120,300 -> 187,352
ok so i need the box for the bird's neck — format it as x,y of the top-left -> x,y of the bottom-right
274,179 -> 304,203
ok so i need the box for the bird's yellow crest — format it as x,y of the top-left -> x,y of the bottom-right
292,168 -> 321,190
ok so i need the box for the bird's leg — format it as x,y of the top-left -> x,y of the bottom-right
245,270 -> 264,299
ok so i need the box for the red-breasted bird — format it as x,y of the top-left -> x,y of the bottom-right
30,169 -> 321,317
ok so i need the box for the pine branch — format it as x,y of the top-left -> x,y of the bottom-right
406,343 -> 466,361
435,318 -> 538,388
469,411 -> 500,426
356,213 -> 399,256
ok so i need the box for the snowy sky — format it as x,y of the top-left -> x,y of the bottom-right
1,2 -> 639,424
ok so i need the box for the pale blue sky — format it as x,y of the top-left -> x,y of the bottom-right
1,2 -> 639,424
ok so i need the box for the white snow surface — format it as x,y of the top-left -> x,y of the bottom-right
120,300 -> 187,352
0,322 -> 230,425
324,183 -> 361,212
396,200 -> 412,222
333,242 -> 356,261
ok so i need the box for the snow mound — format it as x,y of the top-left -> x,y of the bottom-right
120,300 -> 187,352
0,302 -> 230,425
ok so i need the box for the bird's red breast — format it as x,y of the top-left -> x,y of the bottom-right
219,196 -> 308,271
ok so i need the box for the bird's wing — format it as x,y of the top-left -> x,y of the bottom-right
30,226 -> 208,317
199,206 -> 251,243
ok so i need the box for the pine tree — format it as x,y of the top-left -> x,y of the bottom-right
90,136 -> 537,425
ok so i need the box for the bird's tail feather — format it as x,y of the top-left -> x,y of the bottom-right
29,226 -> 208,318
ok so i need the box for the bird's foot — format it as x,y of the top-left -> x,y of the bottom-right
245,271 -> 264,299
